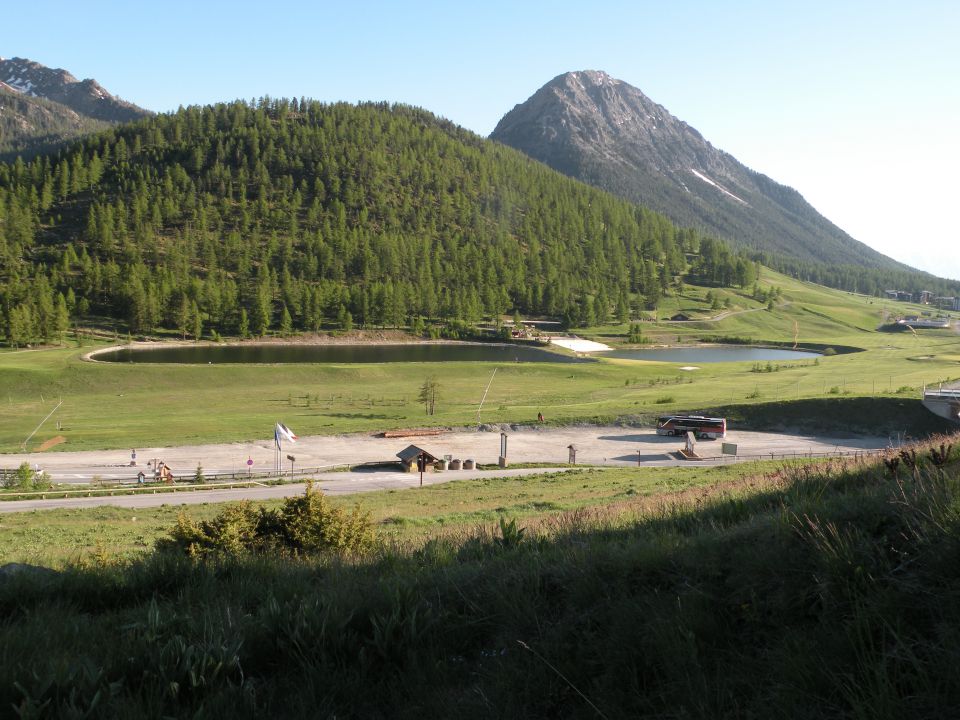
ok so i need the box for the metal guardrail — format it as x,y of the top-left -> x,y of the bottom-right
157,463 -> 352,483
0,464 -> 354,502
0,479 -> 272,502
925,389 -> 960,399
0,463 -> 352,484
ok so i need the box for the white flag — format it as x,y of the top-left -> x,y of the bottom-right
275,422 -> 298,450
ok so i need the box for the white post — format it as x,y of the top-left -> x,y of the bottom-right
22,399 -> 63,451
477,368 -> 498,426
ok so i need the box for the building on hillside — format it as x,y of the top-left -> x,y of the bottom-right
918,290 -> 934,304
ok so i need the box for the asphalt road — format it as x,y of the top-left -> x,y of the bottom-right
0,466 -> 569,513
0,425 -> 890,512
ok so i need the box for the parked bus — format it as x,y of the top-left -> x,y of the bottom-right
656,415 -> 727,439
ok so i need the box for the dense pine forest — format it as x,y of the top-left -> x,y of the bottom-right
0,98 -> 956,345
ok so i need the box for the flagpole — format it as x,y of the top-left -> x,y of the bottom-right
274,422 -> 297,477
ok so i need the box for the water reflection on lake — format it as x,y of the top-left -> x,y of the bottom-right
605,346 -> 821,363
93,343 -> 588,364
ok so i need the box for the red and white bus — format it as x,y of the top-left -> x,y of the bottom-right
656,415 -> 727,439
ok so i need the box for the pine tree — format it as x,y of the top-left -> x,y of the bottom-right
238,308 -> 250,339
418,377 -> 439,415
280,304 -> 293,336
252,281 -> 272,337
192,301 -> 203,341
54,292 -> 70,344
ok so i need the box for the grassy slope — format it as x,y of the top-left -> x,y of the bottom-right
1,435 -> 958,717
0,462 -> 773,566
1,269 -> 957,453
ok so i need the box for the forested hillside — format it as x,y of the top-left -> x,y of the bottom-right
0,99 -> 955,346
0,86 -> 111,162
0,99 -> 760,344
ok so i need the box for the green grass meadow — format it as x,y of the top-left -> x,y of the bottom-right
1,268 -> 958,454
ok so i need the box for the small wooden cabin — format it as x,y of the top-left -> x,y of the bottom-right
396,445 -> 439,473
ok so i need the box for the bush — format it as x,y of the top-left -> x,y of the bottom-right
2,462 -> 51,491
261,482 -> 376,554
12,462 -> 34,489
156,482 -> 375,558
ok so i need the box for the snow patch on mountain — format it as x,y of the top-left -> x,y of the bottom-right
689,168 -> 749,205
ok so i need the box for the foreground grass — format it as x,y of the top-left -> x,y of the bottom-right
1,433 -> 959,717
0,462 -> 768,566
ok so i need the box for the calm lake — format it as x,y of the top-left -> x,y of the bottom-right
604,346 -> 821,363
93,343 -> 587,364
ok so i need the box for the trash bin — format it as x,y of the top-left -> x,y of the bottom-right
463,459 -> 475,470
450,459 -> 462,470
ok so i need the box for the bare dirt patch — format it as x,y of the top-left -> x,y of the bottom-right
36,436 -> 66,452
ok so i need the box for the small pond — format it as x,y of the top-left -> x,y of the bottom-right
604,346 -> 821,363
93,343 -> 588,364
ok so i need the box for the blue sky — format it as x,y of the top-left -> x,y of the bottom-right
3,0 -> 958,280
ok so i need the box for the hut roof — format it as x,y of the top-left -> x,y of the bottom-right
396,445 -> 438,463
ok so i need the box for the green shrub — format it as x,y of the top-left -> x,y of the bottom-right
2,462 -> 51,491
158,501 -> 261,557
262,482 -> 376,554
156,482 -> 375,558
31,471 -> 52,491
12,462 -> 34,489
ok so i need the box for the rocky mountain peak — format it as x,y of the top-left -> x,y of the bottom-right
491,70 -> 898,269
0,55 -> 148,123
0,55 -> 152,160
1,57 -> 79,97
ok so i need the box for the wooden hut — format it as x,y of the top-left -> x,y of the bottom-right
396,445 -> 439,473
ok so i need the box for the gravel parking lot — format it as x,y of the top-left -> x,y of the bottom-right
3,425 -> 890,484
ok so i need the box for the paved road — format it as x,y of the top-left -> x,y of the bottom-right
0,426 -> 891,513
0,466 -> 570,513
